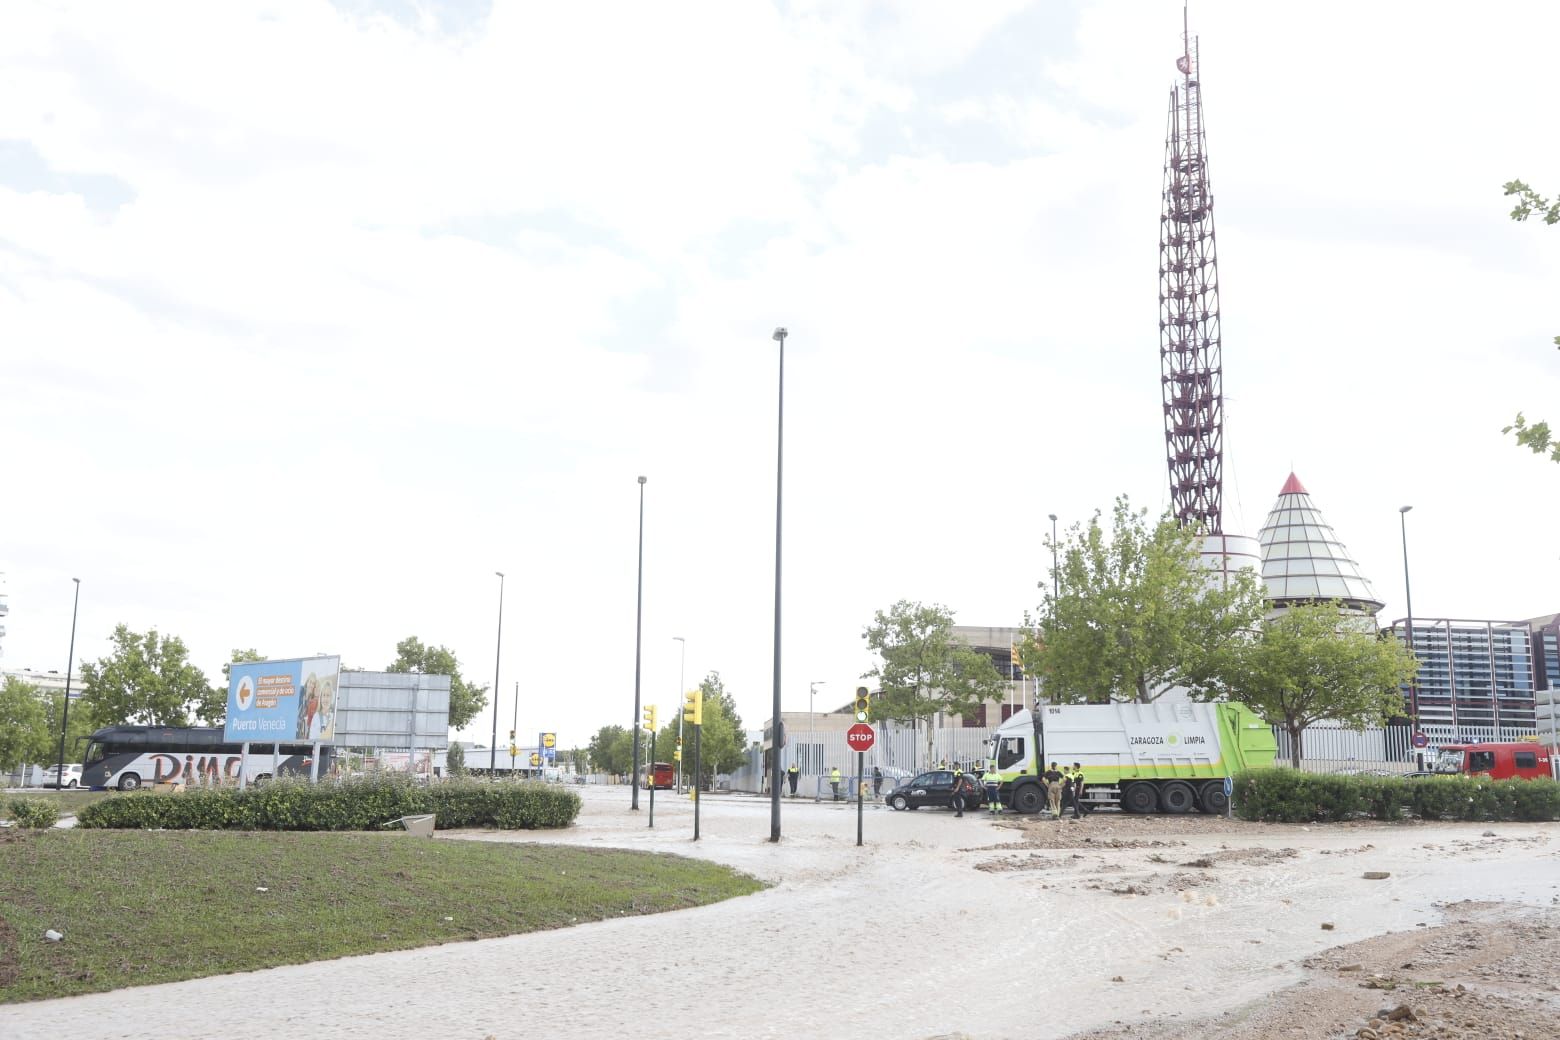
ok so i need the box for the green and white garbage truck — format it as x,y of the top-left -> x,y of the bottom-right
985,701 -> 1277,814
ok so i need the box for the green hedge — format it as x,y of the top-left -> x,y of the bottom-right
1232,769 -> 1560,823
7,798 -> 61,829
76,774 -> 581,832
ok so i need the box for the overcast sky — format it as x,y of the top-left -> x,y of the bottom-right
3,0 -> 1557,752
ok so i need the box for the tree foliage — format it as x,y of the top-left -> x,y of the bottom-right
1213,603 -> 1419,768
386,636 -> 488,731
587,724 -> 634,776
863,600 -> 1006,768
661,671 -> 748,785
1502,179 -> 1557,463
79,625 -> 221,727
1028,497 -> 1267,703
0,676 -> 47,772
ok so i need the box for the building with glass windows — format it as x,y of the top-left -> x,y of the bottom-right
1382,618 -> 1536,734
1256,473 -> 1385,616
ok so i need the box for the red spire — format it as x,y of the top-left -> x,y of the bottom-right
1279,472 -> 1308,496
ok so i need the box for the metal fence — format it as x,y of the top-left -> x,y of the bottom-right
1275,722 -> 1545,773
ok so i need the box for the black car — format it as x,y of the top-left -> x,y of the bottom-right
884,770 -> 983,811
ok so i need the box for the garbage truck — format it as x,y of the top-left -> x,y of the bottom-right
985,701 -> 1277,814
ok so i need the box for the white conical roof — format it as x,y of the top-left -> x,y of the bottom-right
1257,473 -> 1384,613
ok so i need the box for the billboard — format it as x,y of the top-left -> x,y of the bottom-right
539,731 -> 557,764
225,656 -> 341,744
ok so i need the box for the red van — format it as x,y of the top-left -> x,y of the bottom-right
1432,742 -> 1553,780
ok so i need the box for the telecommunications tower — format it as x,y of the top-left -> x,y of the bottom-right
1157,10 -> 1257,584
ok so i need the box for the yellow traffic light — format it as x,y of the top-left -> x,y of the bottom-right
682,688 -> 703,725
642,704 -> 659,732
854,686 -> 870,722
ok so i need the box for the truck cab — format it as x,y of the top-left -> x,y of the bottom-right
1431,742 -> 1552,780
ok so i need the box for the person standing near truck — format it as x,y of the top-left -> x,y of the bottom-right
1071,763 -> 1087,818
1043,762 -> 1064,817
982,766 -> 1003,815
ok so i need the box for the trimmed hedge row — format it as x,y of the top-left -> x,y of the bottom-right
1232,769 -> 1560,823
75,774 -> 581,832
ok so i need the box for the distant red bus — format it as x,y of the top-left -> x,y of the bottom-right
642,762 -> 674,789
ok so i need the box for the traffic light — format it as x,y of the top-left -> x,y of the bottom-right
683,688 -> 703,725
674,737 -> 683,761
854,686 -> 870,722
508,729 -> 515,742
642,704 -> 659,733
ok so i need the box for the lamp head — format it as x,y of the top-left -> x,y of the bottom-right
1048,513 -> 1057,522
772,327 -> 788,343
638,476 -> 647,485
1399,505 -> 1412,514
496,571 -> 504,578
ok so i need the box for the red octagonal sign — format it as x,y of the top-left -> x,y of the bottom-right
846,723 -> 876,752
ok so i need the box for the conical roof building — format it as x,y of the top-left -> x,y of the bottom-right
1257,473 -> 1384,615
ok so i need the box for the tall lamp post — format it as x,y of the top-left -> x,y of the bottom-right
672,635 -> 686,793
769,326 -> 787,843
490,571 -> 504,774
1048,513 -> 1059,601
631,475 -> 647,810
1399,505 -> 1417,722
55,578 -> 81,788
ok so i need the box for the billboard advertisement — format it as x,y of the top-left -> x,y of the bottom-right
539,731 -> 557,764
225,656 -> 341,744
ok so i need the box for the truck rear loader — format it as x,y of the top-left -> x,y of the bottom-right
986,701 -> 1277,814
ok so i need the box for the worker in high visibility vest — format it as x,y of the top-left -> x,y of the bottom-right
829,766 -> 842,801
982,767 -> 1003,815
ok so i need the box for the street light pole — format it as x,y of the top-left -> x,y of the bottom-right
1048,513 -> 1059,601
673,635 -> 685,793
632,476 -> 647,810
769,326 -> 787,843
490,571 -> 504,774
55,578 -> 80,788
1399,505 -> 1418,721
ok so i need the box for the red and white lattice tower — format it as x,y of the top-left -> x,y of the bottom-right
1158,9 -> 1223,534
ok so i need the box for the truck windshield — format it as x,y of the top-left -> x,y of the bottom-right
1433,750 -> 1464,773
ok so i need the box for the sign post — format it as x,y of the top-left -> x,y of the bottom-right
846,722 -> 876,847
1224,775 -> 1233,820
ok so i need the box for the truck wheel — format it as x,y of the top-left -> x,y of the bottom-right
1197,781 -> 1228,815
1121,782 -> 1157,814
1158,781 -> 1195,814
117,773 -> 142,792
891,794 -> 909,811
1010,782 -> 1044,814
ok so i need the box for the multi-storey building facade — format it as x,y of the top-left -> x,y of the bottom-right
1383,618 -> 1536,733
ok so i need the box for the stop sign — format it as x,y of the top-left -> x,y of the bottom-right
846,723 -> 876,752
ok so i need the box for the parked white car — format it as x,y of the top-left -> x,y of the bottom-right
42,763 -> 83,789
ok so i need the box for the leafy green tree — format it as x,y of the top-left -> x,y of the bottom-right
864,600 -> 1006,768
387,637 -> 488,730
587,724 -> 634,776
78,625 -> 219,726
446,741 -> 467,777
1211,602 -> 1419,768
692,672 -> 746,785
41,687 -> 98,770
1501,180 -> 1557,463
0,676 -> 48,772
1027,496 -> 1266,704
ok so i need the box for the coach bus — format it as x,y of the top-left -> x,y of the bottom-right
80,725 -> 334,790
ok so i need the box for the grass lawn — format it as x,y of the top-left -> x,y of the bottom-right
1,790 -> 114,819
0,829 -> 764,1003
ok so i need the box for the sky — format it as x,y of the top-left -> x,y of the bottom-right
2,0 -> 1557,753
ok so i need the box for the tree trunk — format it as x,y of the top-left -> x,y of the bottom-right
1288,721 -> 1303,769
1135,675 -> 1151,704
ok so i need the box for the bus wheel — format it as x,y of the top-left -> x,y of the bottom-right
117,773 -> 142,792
1158,781 -> 1195,814
1121,782 -> 1157,814
1010,782 -> 1044,814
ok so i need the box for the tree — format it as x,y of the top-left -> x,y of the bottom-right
40,687 -> 97,768
689,671 -> 746,785
78,625 -> 220,726
446,741 -> 467,777
0,676 -> 47,772
863,600 -> 1006,768
387,637 -> 488,730
587,724 -> 634,777
1027,496 -> 1266,704
1501,180 -> 1558,463
1213,602 -> 1419,768
197,647 -> 266,726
